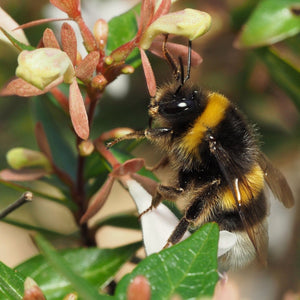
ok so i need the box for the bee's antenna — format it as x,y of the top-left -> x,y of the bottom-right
184,40 -> 192,83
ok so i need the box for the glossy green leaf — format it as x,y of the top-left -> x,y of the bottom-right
236,0 -> 300,48
0,27 -> 34,51
115,223 -> 219,299
16,236 -> 142,300
95,213 -> 140,230
107,4 -> 141,67
0,261 -> 25,300
0,179 -> 74,209
255,47 -> 300,110
2,218 -> 78,237
107,4 -> 140,53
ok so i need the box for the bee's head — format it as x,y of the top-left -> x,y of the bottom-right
148,82 -> 206,128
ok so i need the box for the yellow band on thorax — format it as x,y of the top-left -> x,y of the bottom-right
179,92 -> 230,153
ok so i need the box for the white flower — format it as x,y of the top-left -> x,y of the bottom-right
127,179 -> 237,257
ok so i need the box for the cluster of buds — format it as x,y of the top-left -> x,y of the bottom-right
0,0 -> 211,141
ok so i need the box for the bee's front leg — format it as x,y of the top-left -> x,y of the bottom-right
144,128 -> 172,141
139,184 -> 183,218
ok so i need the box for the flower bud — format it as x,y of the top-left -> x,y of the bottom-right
140,9 -> 211,49
121,65 -> 135,74
91,74 -> 108,91
6,148 -> 52,172
78,140 -> 94,156
16,48 -> 75,90
93,19 -> 108,50
23,277 -> 46,300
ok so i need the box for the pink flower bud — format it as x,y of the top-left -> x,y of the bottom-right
93,19 -> 108,50
16,48 -> 75,90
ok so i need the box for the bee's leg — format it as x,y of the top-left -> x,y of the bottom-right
144,128 -> 172,140
164,180 -> 220,248
139,184 -> 183,218
107,130 -> 146,148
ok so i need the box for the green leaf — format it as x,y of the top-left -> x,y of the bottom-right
95,213 -> 140,230
107,4 -> 141,67
0,179 -> 74,208
16,237 -> 142,300
115,223 -> 219,299
107,4 -> 140,53
236,0 -> 300,48
255,47 -> 300,110
0,27 -> 34,51
2,218 -> 78,237
0,261 -> 25,300
32,95 -> 77,179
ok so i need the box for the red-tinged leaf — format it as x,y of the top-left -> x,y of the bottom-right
17,18 -> 70,30
69,80 -> 89,140
35,122 -> 53,162
76,17 -> 98,52
0,78 -> 45,97
111,158 -> 145,177
127,276 -> 151,300
149,39 -> 203,66
152,0 -> 171,22
0,168 -> 48,181
0,76 -> 64,97
139,0 -> 155,36
80,176 -> 114,224
43,28 -> 60,49
140,49 -> 156,97
50,0 -> 80,18
75,51 -> 100,81
130,173 -> 158,197
61,23 -> 77,65
0,7 -> 29,46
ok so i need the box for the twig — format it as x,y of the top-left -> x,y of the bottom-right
0,191 -> 33,219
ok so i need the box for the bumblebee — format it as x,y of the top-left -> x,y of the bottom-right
109,38 -> 294,270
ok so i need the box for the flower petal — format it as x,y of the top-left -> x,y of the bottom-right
140,9 -> 211,49
69,80 -> 89,140
218,231 -> 237,258
149,39 -> 202,66
127,179 -> 237,257
16,48 -> 75,90
111,158 -> 145,177
0,7 -> 29,46
152,0 -> 171,22
127,179 -> 190,255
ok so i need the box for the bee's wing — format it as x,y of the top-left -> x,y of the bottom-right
259,153 -> 294,208
209,139 -> 268,265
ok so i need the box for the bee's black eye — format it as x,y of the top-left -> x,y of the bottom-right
159,98 -> 195,117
